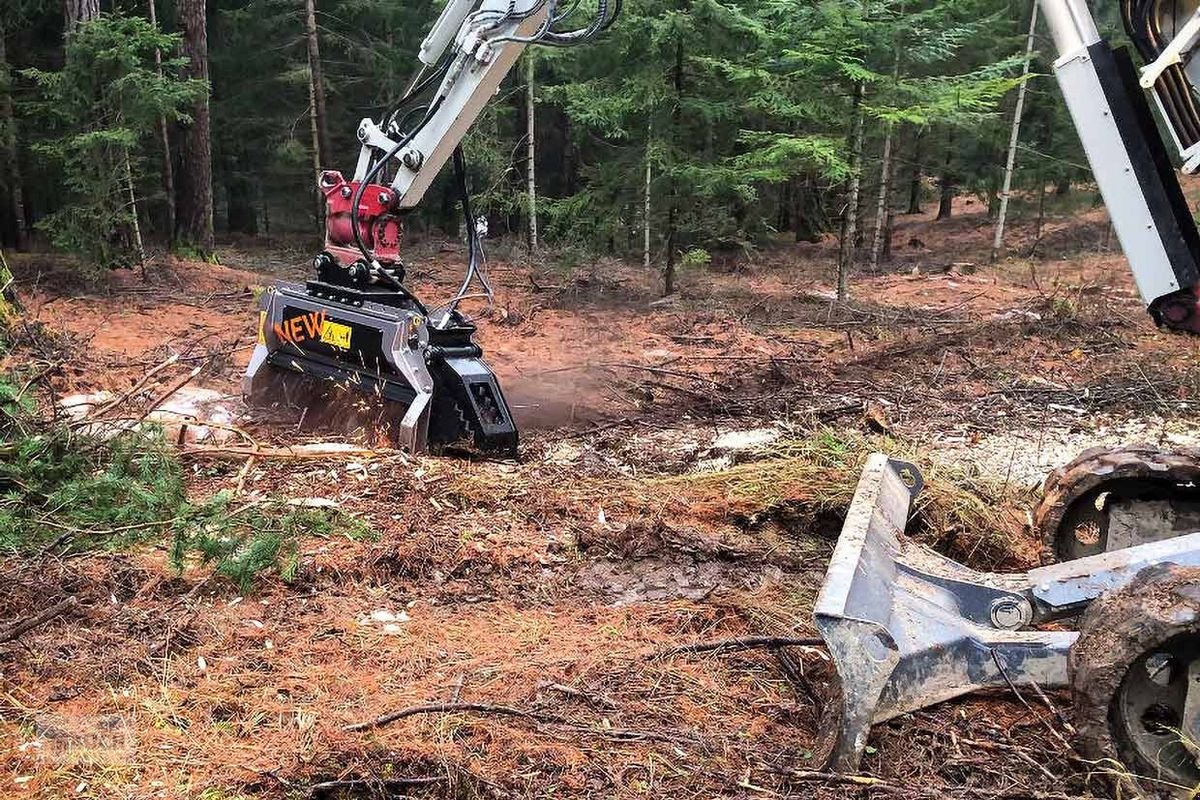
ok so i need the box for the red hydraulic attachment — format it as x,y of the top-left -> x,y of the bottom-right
320,170 -> 403,267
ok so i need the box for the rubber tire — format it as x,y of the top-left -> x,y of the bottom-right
1035,445 -> 1200,564
1071,563 -> 1200,798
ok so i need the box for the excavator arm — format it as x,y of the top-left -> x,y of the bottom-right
244,0 -> 619,454
1040,0 -> 1200,331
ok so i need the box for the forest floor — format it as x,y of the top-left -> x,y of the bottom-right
5,192 -> 1200,799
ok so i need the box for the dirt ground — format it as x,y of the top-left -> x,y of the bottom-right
5,193 -> 1200,799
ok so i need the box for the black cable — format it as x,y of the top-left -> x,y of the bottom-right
382,58 -> 451,133
451,145 -> 491,305
349,95 -> 446,283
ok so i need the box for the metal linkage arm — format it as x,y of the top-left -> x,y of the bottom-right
352,0 -> 549,210
814,454 -> 1200,773
1036,0 -> 1200,329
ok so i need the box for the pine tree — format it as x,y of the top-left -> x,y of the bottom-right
24,13 -> 204,269
176,0 -> 214,255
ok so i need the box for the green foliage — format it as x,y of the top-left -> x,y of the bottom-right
0,420 -> 187,553
0,367 -> 372,590
1,0 -> 1039,268
172,495 -> 374,591
21,13 -> 204,271
679,247 -> 711,268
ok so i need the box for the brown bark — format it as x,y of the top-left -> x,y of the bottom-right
0,23 -> 27,250
64,0 -> 100,32
176,0 -> 214,255
906,128 -> 923,215
662,36 -> 684,296
837,82 -> 866,302
935,138 -> 954,221
304,0 -> 330,166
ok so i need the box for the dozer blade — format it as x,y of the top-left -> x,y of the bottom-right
244,281 -> 518,455
813,454 -> 1075,772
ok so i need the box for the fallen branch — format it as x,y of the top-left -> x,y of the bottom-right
783,770 -> 889,788
344,702 -> 555,732
308,776 -> 444,797
544,681 -> 619,710
92,354 -> 179,419
0,596 -> 78,643
656,636 -> 824,658
135,365 -> 203,423
343,701 -> 701,745
182,442 -> 386,460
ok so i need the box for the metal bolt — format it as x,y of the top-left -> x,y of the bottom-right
340,186 -> 352,199
378,192 -> 390,206
989,597 -> 1029,629
402,150 -> 424,171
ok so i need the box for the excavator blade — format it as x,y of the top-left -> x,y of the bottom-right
243,281 -> 518,455
814,455 -> 1074,772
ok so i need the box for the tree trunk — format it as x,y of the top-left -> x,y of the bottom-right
525,54 -> 538,252
642,132 -> 652,269
303,0 -> 330,165
64,0 -> 100,32
304,0 -> 329,235
306,69 -> 322,232
871,3 -> 903,269
991,0 -> 1038,263
837,82 -> 866,302
936,138 -> 954,221
906,128 -> 923,214
0,24 -> 27,251
870,125 -> 894,269
124,148 -> 146,269
147,0 -> 176,242
176,0 -> 214,255
882,209 -> 894,261
663,36 -> 684,296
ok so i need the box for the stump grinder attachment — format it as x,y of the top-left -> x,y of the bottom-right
815,453 -> 1200,773
243,267 -> 517,456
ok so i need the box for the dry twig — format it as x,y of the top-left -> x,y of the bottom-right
656,636 -> 823,658
0,596 -> 78,643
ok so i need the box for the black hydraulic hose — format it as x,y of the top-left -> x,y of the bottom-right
349,95 -> 446,284
382,58 -> 451,133
1122,0 -> 1200,147
451,145 -> 493,302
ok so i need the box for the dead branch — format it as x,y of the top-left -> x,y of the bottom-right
308,776 -> 444,797
343,701 -> 701,745
544,681 -> 619,710
181,443 -> 385,460
344,702 -> 558,732
783,770 -> 889,787
656,636 -> 824,658
92,353 -> 179,419
0,596 -> 78,643
135,365 -> 203,423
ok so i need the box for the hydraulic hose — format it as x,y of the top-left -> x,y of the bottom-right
1122,0 -> 1200,147
349,95 -> 446,294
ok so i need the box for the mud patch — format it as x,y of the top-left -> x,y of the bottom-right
575,554 -> 784,604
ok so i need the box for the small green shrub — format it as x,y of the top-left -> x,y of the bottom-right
172,495 -> 374,591
680,247 -> 711,268
0,369 -> 371,589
